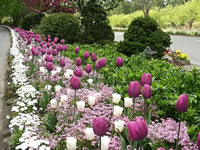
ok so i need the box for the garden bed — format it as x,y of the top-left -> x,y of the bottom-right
6,28 -> 200,150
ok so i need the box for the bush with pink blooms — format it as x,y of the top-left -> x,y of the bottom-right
6,26 -> 200,150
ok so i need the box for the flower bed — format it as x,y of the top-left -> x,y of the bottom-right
7,27 -> 199,150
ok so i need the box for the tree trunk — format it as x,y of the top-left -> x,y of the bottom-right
188,20 -> 193,29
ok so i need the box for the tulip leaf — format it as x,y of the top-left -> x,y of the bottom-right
120,136 -> 127,150
147,109 -> 152,125
39,91 -> 50,110
45,113 -> 57,132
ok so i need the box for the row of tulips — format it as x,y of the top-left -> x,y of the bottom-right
8,27 -> 200,150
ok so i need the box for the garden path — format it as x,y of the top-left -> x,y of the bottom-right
0,26 -> 11,149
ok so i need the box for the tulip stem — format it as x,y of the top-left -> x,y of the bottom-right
133,98 -> 135,118
176,114 -> 182,150
73,89 -> 77,122
144,98 -> 146,119
99,136 -> 101,150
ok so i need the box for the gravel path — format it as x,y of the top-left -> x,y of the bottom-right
0,26 -> 11,149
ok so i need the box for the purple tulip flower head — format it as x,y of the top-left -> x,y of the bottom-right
76,58 -> 82,67
46,62 -> 54,71
100,57 -> 107,68
95,59 -> 101,69
52,49 -> 58,56
75,46 -> 79,54
60,39 -> 65,44
93,117 -> 107,136
85,64 -> 92,74
60,58 -> 65,67
47,49 -> 52,55
73,68 -> 83,77
176,94 -> 188,113
141,73 -> 152,86
91,53 -> 97,62
197,132 -> 200,149
48,38 -> 51,42
83,51 -> 90,60
46,42 -> 51,48
70,76 -> 81,90
142,84 -> 152,99
157,148 -> 166,150
54,37 -> 58,43
41,49 -> 46,55
45,55 -> 53,62
128,81 -> 141,98
128,117 -> 148,141
116,57 -> 124,67
31,47 -> 40,56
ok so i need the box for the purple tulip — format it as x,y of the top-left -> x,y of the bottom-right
100,58 -> 107,68
63,45 -> 68,51
176,94 -> 188,113
60,39 -> 65,44
141,73 -> 152,86
95,60 -> 101,69
142,84 -> 152,99
128,81 -> 141,98
47,49 -> 52,55
197,132 -> 200,149
45,55 -> 53,62
128,117 -> 148,141
41,49 -> 46,55
31,47 -> 39,56
48,38 -> 51,42
52,49 -> 58,56
70,76 -> 81,90
91,53 -> 97,62
46,42 -> 51,48
52,44 -> 57,49
46,62 -> 54,71
83,51 -> 90,60
60,58 -> 65,67
73,68 -> 83,77
54,37 -> 58,43
75,46 -> 79,54
157,148 -> 165,150
85,64 -> 92,74
116,57 -> 124,67
93,117 -> 107,136
76,58 -> 82,66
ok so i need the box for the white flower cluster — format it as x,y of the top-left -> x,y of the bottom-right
7,27 -> 50,150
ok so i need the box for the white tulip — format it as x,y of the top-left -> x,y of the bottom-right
88,95 -> 96,106
66,69 -> 74,76
51,70 -> 57,76
38,59 -> 42,64
112,93 -> 121,104
45,85 -> 52,91
113,105 -> 123,117
66,137 -> 77,150
114,120 -> 124,132
60,95 -> 68,104
87,79 -> 93,85
101,136 -> 110,150
124,97 -> 133,108
55,85 -> 62,93
58,102 -> 62,107
50,99 -> 57,109
29,56 -> 33,60
40,67 -> 46,74
84,128 -> 95,140
76,101 -> 85,110
64,72 -> 70,79
56,67 -> 62,73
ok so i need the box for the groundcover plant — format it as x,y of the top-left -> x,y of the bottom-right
7,27 -> 199,150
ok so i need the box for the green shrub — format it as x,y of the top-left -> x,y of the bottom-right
80,0 -> 114,44
118,17 -> 171,57
21,13 -> 45,30
38,13 -> 80,44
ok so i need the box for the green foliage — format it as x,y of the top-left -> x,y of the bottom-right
44,113 -> 57,132
39,91 -> 50,110
9,128 -> 23,149
38,13 -> 80,44
117,17 -> 171,57
80,0 -> 114,44
21,13 -> 45,30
